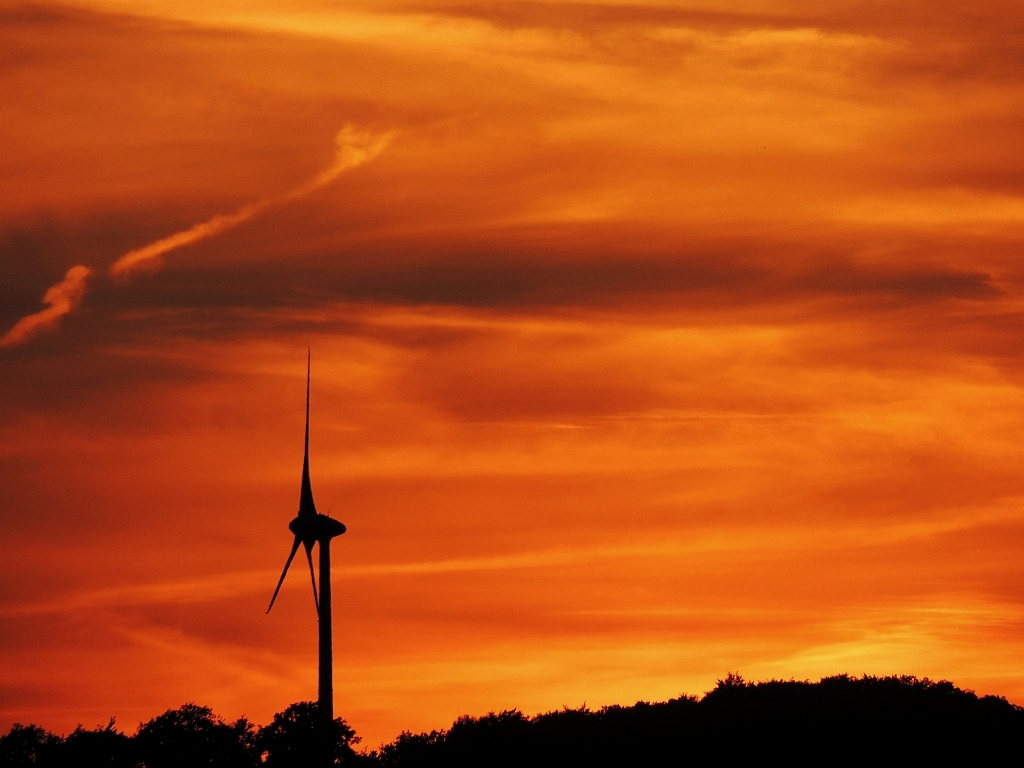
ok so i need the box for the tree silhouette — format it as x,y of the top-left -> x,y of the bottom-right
134,703 -> 258,768
0,724 -> 61,767
59,719 -> 134,767
370,675 -> 1024,765
256,701 -> 362,767
3,676 -> 1023,767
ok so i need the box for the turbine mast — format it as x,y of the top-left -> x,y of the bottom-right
319,539 -> 335,724
266,351 -> 347,756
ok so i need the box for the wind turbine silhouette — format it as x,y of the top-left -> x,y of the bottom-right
266,351 -> 347,725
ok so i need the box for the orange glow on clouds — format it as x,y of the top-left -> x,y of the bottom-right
2,0 -> 1024,748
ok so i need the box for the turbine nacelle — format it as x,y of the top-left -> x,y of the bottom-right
289,513 -> 347,542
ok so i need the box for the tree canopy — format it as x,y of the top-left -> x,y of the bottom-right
3,675 -> 1022,766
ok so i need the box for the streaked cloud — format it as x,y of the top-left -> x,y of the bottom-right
110,125 -> 393,278
0,265 -> 91,348
0,126 -> 391,347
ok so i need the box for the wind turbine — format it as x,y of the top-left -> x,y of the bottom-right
266,352 -> 347,725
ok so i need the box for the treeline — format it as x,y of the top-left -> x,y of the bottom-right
4,675 -> 1024,766
0,701 -> 369,768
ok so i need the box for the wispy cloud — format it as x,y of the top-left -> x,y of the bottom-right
0,265 -> 92,349
109,125 -> 394,279
6,506 -> 1006,618
0,126 -> 393,350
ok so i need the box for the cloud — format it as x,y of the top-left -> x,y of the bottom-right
0,265 -> 92,348
0,126 -> 393,350
107,201 -> 271,279
285,124 -> 396,201
109,125 -> 394,279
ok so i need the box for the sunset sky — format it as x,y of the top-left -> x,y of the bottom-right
3,0 -> 1024,748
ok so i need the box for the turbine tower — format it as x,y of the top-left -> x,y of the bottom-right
266,352 -> 347,724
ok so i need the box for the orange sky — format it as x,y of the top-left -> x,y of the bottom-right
2,0 -> 1024,748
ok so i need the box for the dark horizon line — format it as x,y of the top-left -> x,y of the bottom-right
3,670 -> 1019,738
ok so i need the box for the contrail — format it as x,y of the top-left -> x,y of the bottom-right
107,200 -> 271,280
110,124 -> 394,279
0,265 -> 92,348
0,126 -> 393,349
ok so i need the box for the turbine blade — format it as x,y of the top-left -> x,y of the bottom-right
298,350 -> 317,518
304,541 -> 320,612
266,535 -> 301,614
